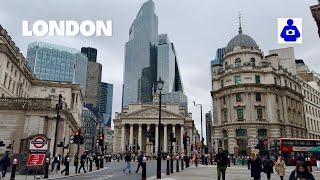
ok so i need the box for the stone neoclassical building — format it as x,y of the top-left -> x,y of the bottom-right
0,25 -> 84,156
113,102 -> 195,156
211,27 -> 307,156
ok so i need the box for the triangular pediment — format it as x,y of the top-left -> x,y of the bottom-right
123,106 -> 183,119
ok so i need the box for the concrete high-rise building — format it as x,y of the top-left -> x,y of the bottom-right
205,111 -> 213,154
81,47 -> 102,117
99,82 -> 113,127
81,47 -> 97,62
26,42 -> 88,94
310,1 -> 320,38
122,0 -> 158,107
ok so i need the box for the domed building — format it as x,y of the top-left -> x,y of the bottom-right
211,26 -> 307,157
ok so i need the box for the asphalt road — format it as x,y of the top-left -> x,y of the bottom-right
58,160 -> 172,180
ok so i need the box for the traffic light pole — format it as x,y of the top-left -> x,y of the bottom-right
53,94 -> 62,158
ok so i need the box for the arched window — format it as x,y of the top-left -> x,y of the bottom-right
250,58 -> 256,66
235,58 -> 241,68
225,62 -> 228,68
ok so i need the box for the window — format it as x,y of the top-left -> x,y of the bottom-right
234,76 -> 241,85
256,108 -> 263,120
256,93 -> 261,102
255,75 -> 260,84
274,77 -> 277,85
250,58 -> 255,66
236,108 -> 244,120
236,93 -> 242,102
276,95 -> 279,103
222,96 -> 226,105
258,129 -> 267,137
221,80 -> 224,88
285,80 -> 287,86
236,129 -> 247,137
222,130 -> 228,138
222,109 -> 227,123
235,58 -> 241,68
11,65 -> 13,72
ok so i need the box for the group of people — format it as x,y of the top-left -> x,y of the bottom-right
122,151 -> 145,174
215,148 -> 316,180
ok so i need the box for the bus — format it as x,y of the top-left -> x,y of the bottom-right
280,138 -> 320,165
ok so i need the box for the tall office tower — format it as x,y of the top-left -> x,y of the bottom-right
310,1 -> 320,38
122,0 -> 158,107
81,47 -> 97,62
81,47 -> 102,116
205,111 -> 213,154
99,82 -> 113,127
26,42 -> 88,93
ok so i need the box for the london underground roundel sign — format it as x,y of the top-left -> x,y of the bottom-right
29,134 -> 48,152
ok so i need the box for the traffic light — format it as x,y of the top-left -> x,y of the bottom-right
98,135 -> 104,146
74,129 -> 81,144
80,136 -> 84,144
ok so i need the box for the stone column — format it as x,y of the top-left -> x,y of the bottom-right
138,124 -> 142,151
129,124 -> 133,150
180,125 -> 184,153
163,124 -> 168,152
121,125 -> 125,153
172,125 -> 176,154
155,124 -> 159,154
147,124 -> 151,143
113,127 -> 117,153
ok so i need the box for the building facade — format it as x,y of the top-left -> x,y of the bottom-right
310,1 -> 320,38
122,0 -> 158,107
99,82 -> 113,126
81,107 -> 98,151
81,47 -> 97,62
113,102 -> 194,156
211,27 -> 307,156
0,25 -> 83,156
26,42 -> 88,94
205,111 -> 213,154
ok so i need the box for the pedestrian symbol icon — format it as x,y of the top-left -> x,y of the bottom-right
278,18 -> 302,44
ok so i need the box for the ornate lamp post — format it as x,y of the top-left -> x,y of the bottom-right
156,78 -> 164,179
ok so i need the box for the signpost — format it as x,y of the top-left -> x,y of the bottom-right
26,154 -> 46,166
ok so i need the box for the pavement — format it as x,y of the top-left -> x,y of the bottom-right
147,164 -> 320,180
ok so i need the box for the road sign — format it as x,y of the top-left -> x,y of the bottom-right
29,134 -> 48,152
26,154 -> 45,166
70,135 -> 75,144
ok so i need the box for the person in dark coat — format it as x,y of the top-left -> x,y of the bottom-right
78,152 -> 87,173
263,155 -> 274,180
214,149 -> 228,180
289,161 -> 315,180
61,153 -> 70,175
135,151 -> 144,173
74,153 -> 79,174
123,152 -> 132,173
0,152 -> 10,178
249,153 -> 262,180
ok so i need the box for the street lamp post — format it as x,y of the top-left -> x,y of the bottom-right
156,78 -> 164,179
53,94 -> 63,158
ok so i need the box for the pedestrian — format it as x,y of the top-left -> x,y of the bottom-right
136,151 -> 144,173
78,152 -> 87,173
123,152 -> 132,173
214,149 -> 228,180
289,161 -> 315,180
0,152 -> 11,178
263,155 -> 274,180
61,153 -> 70,175
74,153 -> 79,174
57,155 -> 61,171
248,152 -> 262,180
275,156 -> 286,180
52,155 -> 59,173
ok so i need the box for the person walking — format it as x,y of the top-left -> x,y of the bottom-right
74,153 -> 79,174
214,149 -> 228,180
275,156 -> 286,180
78,152 -> 87,173
61,153 -> 70,175
123,152 -> 132,173
135,151 -> 144,173
248,152 -> 262,180
263,155 -> 274,180
289,161 -> 315,180
0,152 -> 10,178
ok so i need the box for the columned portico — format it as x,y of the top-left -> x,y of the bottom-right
163,124 -> 168,152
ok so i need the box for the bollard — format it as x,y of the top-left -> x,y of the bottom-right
181,155 -> 184,170
10,158 -> 17,180
100,156 -> 104,168
141,156 -> 147,180
195,155 -> 198,167
166,156 -> 170,175
205,154 -> 208,166
44,158 -> 49,179
65,157 -> 70,176
89,157 -> 93,172
176,156 -> 179,172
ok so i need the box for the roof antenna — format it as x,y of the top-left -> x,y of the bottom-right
238,12 -> 243,35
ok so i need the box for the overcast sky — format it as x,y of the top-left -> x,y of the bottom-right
1,0 -> 319,135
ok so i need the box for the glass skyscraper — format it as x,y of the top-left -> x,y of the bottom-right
26,42 -> 88,94
99,82 -> 113,127
122,0 -> 158,107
